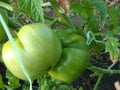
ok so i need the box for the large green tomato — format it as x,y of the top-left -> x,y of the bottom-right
48,29 -> 90,83
0,8 -> 8,42
2,23 -> 62,80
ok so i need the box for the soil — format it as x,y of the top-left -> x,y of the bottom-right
73,70 -> 120,90
73,52 -> 120,90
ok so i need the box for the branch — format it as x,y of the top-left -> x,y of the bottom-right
88,65 -> 120,75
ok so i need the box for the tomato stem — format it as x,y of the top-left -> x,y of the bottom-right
44,15 -> 54,21
107,59 -> 118,70
88,65 -> 120,75
93,74 -> 103,90
88,62 -> 120,89
0,14 -> 33,90
29,80 -> 32,90
49,18 -> 58,28
86,31 -> 105,45
49,0 -> 77,32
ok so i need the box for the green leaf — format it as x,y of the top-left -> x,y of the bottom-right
57,84 -> 70,90
0,74 -> 5,90
87,15 -> 98,32
6,69 -> 13,79
5,70 -> 20,89
71,0 -> 93,19
90,0 -> 107,24
38,74 -> 54,90
79,86 -> 83,90
105,37 -> 120,60
108,7 -> 119,27
116,7 -> 120,15
0,0 -> 9,3
8,76 -> 20,89
112,26 -> 120,35
37,74 -> 75,90
82,0 -> 94,16
90,42 -> 105,54
71,2 -> 88,19
18,0 -> 44,22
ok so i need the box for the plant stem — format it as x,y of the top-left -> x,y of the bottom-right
44,15 -> 54,21
107,59 -> 118,70
88,65 -> 120,75
93,74 -> 103,90
88,64 -> 120,90
29,80 -> 32,90
0,1 -> 13,11
86,31 -> 105,45
0,14 -> 32,90
49,0 -> 77,32
49,18 -> 58,27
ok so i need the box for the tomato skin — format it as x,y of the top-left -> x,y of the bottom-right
48,29 -> 90,83
0,8 -> 8,42
2,23 -> 62,80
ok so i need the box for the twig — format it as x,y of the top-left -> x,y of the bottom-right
93,74 -> 103,90
88,65 -> 120,75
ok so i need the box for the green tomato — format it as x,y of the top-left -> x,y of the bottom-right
2,23 -> 62,80
0,8 -> 8,42
48,29 -> 90,83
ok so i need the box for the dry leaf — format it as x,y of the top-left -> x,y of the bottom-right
114,81 -> 120,90
58,0 -> 70,14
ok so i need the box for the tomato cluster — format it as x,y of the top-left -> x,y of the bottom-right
2,23 -> 90,82
2,23 -> 62,80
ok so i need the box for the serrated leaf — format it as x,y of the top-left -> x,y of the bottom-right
108,7 -> 119,27
90,0 -> 107,24
18,0 -> 44,22
5,70 -> 20,89
71,2 -> 88,19
71,0 -> 93,19
113,26 -> 120,35
88,15 -> 98,32
105,37 -> 120,60
82,0 -> 94,16
8,76 -> 20,89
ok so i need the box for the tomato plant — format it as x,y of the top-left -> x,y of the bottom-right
0,0 -> 120,90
